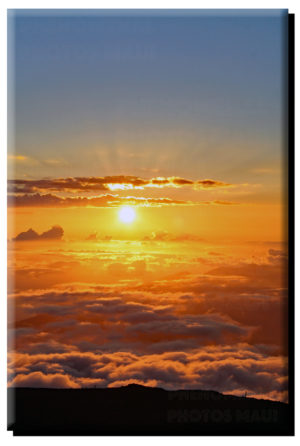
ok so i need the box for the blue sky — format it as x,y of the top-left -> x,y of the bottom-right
8,9 -> 288,182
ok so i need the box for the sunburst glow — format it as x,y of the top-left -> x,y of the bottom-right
118,206 -> 136,224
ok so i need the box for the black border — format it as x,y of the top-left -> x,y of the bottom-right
287,11 -> 295,436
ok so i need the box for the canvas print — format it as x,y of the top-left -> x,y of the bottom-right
7,9 -> 294,435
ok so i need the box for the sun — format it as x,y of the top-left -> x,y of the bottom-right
118,206 -> 136,224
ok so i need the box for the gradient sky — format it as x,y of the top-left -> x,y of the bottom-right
7,10 -> 289,402
9,10 -> 287,183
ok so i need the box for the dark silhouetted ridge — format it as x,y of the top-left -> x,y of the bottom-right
7,385 -> 293,435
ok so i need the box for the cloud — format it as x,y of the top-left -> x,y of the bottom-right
8,193 -> 239,208
143,231 -> 204,242
7,243 -> 287,401
85,232 -> 113,242
268,249 -> 288,265
13,225 -> 64,241
196,179 -> 232,189
9,371 -> 80,388
8,176 -> 233,194
7,175 -> 241,208
210,200 -> 239,205
11,287 -> 252,353
8,155 -> 29,162
7,155 -> 66,168
143,231 -> 170,242
86,232 -> 99,241
7,346 -> 288,401
7,193 -> 189,208
39,226 -> 64,240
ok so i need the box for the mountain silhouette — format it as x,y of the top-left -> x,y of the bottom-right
8,385 -> 293,435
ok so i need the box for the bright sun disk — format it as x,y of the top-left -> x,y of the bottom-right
118,206 -> 136,224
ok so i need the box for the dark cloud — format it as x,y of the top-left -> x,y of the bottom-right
8,175 -> 233,194
211,200 -> 239,205
8,177 -> 109,194
172,178 -> 194,186
8,192 -> 239,208
196,179 -> 232,189
11,287 -> 252,354
13,225 -> 64,241
39,226 -> 64,240
7,193 -> 190,208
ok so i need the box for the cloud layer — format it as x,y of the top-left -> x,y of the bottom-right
8,347 -> 287,402
8,193 -> 238,208
8,176 -> 233,194
7,242 -> 288,401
